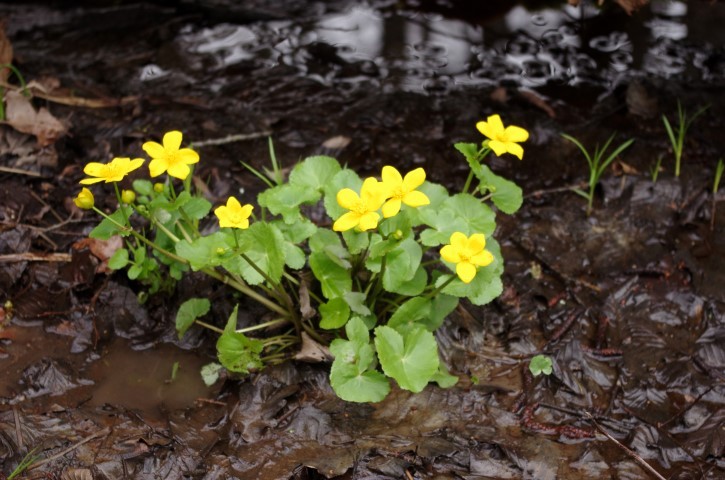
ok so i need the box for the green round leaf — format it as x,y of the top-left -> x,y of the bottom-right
374,326 -> 439,393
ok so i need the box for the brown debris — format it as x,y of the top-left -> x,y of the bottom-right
3,90 -> 67,147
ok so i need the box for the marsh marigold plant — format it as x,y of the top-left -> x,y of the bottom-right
77,119 -> 525,404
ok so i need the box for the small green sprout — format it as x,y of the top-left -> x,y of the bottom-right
662,100 -> 710,177
711,159 -> 724,231
562,133 -> 634,215
529,354 -> 553,377
650,155 -> 664,183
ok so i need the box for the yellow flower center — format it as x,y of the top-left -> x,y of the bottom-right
229,210 -> 246,224
165,150 -> 180,166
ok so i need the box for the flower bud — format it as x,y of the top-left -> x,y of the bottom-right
153,183 -> 165,193
73,188 -> 95,210
121,189 -> 136,204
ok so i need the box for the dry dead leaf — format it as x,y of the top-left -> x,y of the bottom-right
322,135 -> 351,150
0,22 -> 13,83
615,0 -> 649,14
3,90 -> 67,146
73,236 -> 123,273
294,331 -> 332,363
490,87 -> 509,104
518,89 -> 556,118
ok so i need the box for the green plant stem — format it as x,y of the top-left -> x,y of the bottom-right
236,317 -> 289,334
426,274 -> 456,298
113,183 -> 130,226
193,319 -> 224,334
92,206 -> 290,318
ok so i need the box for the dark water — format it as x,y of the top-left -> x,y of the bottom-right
170,0 -> 725,93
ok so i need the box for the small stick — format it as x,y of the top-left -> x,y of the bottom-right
0,252 -> 72,262
583,411 -> 666,480
0,166 -> 42,177
191,131 -> 272,148
27,427 -> 111,470
13,406 -> 23,450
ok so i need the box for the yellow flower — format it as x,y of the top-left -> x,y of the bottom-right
476,114 -> 529,160
215,196 -> 253,229
440,232 -> 494,284
142,131 -> 200,180
79,157 -> 145,184
333,177 -> 387,232
380,166 -> 430,218
73,188 -> 95,210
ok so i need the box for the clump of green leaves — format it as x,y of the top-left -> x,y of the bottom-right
529,354 -> 553,376
562,133 -> 634,215
78,118 -> 527,403
662,100 -> 709,177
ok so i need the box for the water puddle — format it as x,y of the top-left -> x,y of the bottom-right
176,0 -> 725,93
1,325 -> 211,415
86,339 -> 212,414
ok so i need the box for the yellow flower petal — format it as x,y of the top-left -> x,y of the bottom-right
381,165 -> 403,186
142,141 -> 165,159
456,262 -> 477,283
226,196 -> 242,210
471,250 -> 494,267
239,203 -> 254,218
333,211 -> 361,232
503,125 -> 529,143
82,162 -> 106,177
357,211 -> 380,231
79,177 -> 104,185
402,167 -> 426,190
337,188 -> 361,210
382,198 -> 402,218
163,130 -> 183,151
167,162 -> 191,180
148,158 -> 168,178
486,114 -> 504,135
487,139 -> 509,157
402,190 -> 430,208
449,231 -> 468,250
361,177 -> 386,210
507,143 -> 524,160
177,148 -> 200,164
440,244 -> 460,263
468,233 -> 487,252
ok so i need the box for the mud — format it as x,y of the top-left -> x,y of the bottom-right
1,0 -> 724,478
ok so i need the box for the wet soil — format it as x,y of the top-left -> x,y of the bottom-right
1,1 -> 725,478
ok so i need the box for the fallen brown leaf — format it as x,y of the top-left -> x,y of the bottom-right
615,0 -> 649,14
4,90 -> 67,146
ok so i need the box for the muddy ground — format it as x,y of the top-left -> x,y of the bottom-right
0,1 -> 724,479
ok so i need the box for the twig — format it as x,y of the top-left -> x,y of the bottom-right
525,181 -> 588,199
27,427 -> 111,471
583,411 -> 666,480
0,166 -> 42,177
13,406 -> 23,451
0,252 -> 72,262
191,131 -> 272,148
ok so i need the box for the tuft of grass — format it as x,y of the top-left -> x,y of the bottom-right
8,447 -> 41,480
562,133 -> 634,215
662,100 -> 710,177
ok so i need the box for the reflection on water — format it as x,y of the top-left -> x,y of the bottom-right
177,0 -> 724,92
